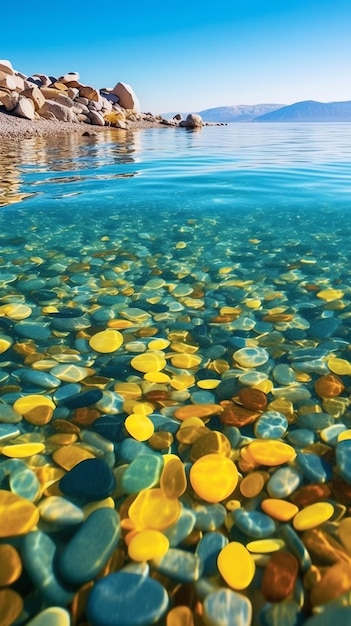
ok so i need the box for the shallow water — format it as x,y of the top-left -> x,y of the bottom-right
1,123 -> 351,625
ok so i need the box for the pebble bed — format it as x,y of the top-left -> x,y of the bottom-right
1,200 -> 351,626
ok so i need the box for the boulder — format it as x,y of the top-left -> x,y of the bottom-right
0,72 -> 17,91
40,88 -> 74,107
13,97 -> 36,120
66,87 -> 79,100
38,100 -> 77,122
49,81 -> 68,91
77,113 -> 91,123
12,74 -> 25,92
0,90 -> 20,111
88,110 -> 105,126
0,60 -> 14,75
59,72 -> 80,84
184,113 -> 203,128
115,120 -> 129,129
21,86 -> 46,111
100,90 -> 119,104
31,74 -> 52,87
110,82 -> 140,112
100,97 -> 113,112
79,86 -> 99,102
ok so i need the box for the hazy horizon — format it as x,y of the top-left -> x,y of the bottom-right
2,0 -> 351,113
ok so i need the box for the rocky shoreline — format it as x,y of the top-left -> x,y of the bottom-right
0,59 -> 223,140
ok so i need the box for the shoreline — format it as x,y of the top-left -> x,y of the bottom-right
0,109 -> 169,140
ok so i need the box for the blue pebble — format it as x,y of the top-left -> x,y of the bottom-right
267,466 -> 302,498
53,383 -> 82,405
296,451 -> 332,483
0,423 -> 21,443
254,411 -> 288,439
116,438 -> 154,463
259,600 -> 301,626
214,377 -> 240,401
292,359 -> 329,375
305,607 -> 351,626
190,390 -> 216,404
59,508 -> 120,585
286,428 -> 316,447
279,524 -> 312,572
59,458 -> 116,501
272,363 -> 296,385
9,466 -> 41,501
62,389 -> 103,408
22,531 -> 75,606
193,503 -> 227,531
15,320 -> 52,341
93,414 -> 126,443
320,424 -> 347,446
86,572 -> 169,626
232,509 -> 276,539
20,369 -> 61,389
297,412 -> 334,431
163,505 -> 196,547
121,454 -> 163,493
336,439 -> 351,483
50,315 -> 91,332
203,589 -> 252,626
310,317 -> 341,339
196,531 -> 228,577
152,548 -> 203,583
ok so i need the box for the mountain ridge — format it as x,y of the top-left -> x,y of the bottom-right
162,100 -> 351,123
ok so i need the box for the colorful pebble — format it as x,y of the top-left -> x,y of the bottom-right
190,453 -> 238,503
217,541 -> 255,590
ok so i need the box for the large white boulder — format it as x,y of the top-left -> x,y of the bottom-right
0,60 -> 14,75
22,86 -> 46,111
12,74 -> 25,93
38,100 -> 77,122
110,82 -> 140,112
88,110 -> 105,126
13,97 -> 36,120
0,90 -> 19,111
184,113 -> 203,128
0,72 -> 17,91
59,71 -> 80,84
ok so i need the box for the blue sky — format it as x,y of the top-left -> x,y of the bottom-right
2,0 -> 351,113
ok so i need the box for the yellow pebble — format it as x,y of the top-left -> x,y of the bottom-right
160,457 -> 187,498
1,303 -> 32,320
171,354 -> 202,369
174,404 -> 222,421
124,414 -> 155,441
13,394 -> 56,415
245,440 -> 296,466
114,382 -> 142,400
144,371 -> 171,383
196,379 -> 220,390
337,429 -> 351,442
0,490 -> 39,537
0,589 -> 23,625
261,498 -> 299,522
148,338 -> 170,351
293,502 -> 334,531
327,357 -> 351,376
128,529 -> 169,561
52,444 -> 95,471
246,538 -> 285,553
190,454 -> 238,503
123,400 -> 154,415
128,488 -> 181,530
170,373 -> 195,390
0,544 -> 22,585
89,329 -> 123,353
131,352 -> 166,373
0,336 -> 12,354
253,379 -> 274,393
217,541 -> 255,590
317,288 -> 344,301
240,472 -> 266,499
1,442 -> 45,458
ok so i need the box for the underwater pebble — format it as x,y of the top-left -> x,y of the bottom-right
203,588 -> 252,626
86,571 -> 169,626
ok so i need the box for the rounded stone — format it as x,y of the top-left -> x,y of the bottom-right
190,454 -> 238,503
233,347 -> 269,368
86,571 -> 169,626
293,502 -> 334,531
0,544 -> 22,585
59,458 -> 116,501
203,588 -> 252,626
89,329 -> 123,353
217,541 -> 255,590
131,351 -> 167,373
128,488 -> 181,530
127,529 -> 169,562
261,551 -> 299,602
232,508 -> 276,539
246,440 -> 296,466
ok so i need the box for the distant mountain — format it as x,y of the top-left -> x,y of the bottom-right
161,104 -> 283,122
255,100 -> 351,122
197,104 -> 284,122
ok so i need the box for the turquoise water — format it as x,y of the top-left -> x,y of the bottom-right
1,123 -> 351,625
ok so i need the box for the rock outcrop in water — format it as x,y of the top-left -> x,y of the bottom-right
0,59 -> 216,131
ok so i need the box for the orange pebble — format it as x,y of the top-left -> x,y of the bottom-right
220,403 -> 260,427
314,374 -> 345,398
237,387 -> 268,412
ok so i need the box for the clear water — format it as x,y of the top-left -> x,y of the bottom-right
1,123 -> 351,623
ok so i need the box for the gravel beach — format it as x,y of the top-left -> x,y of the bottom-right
0,109 -> 167,140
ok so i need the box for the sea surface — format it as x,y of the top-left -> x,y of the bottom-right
1,122 -> 351,625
